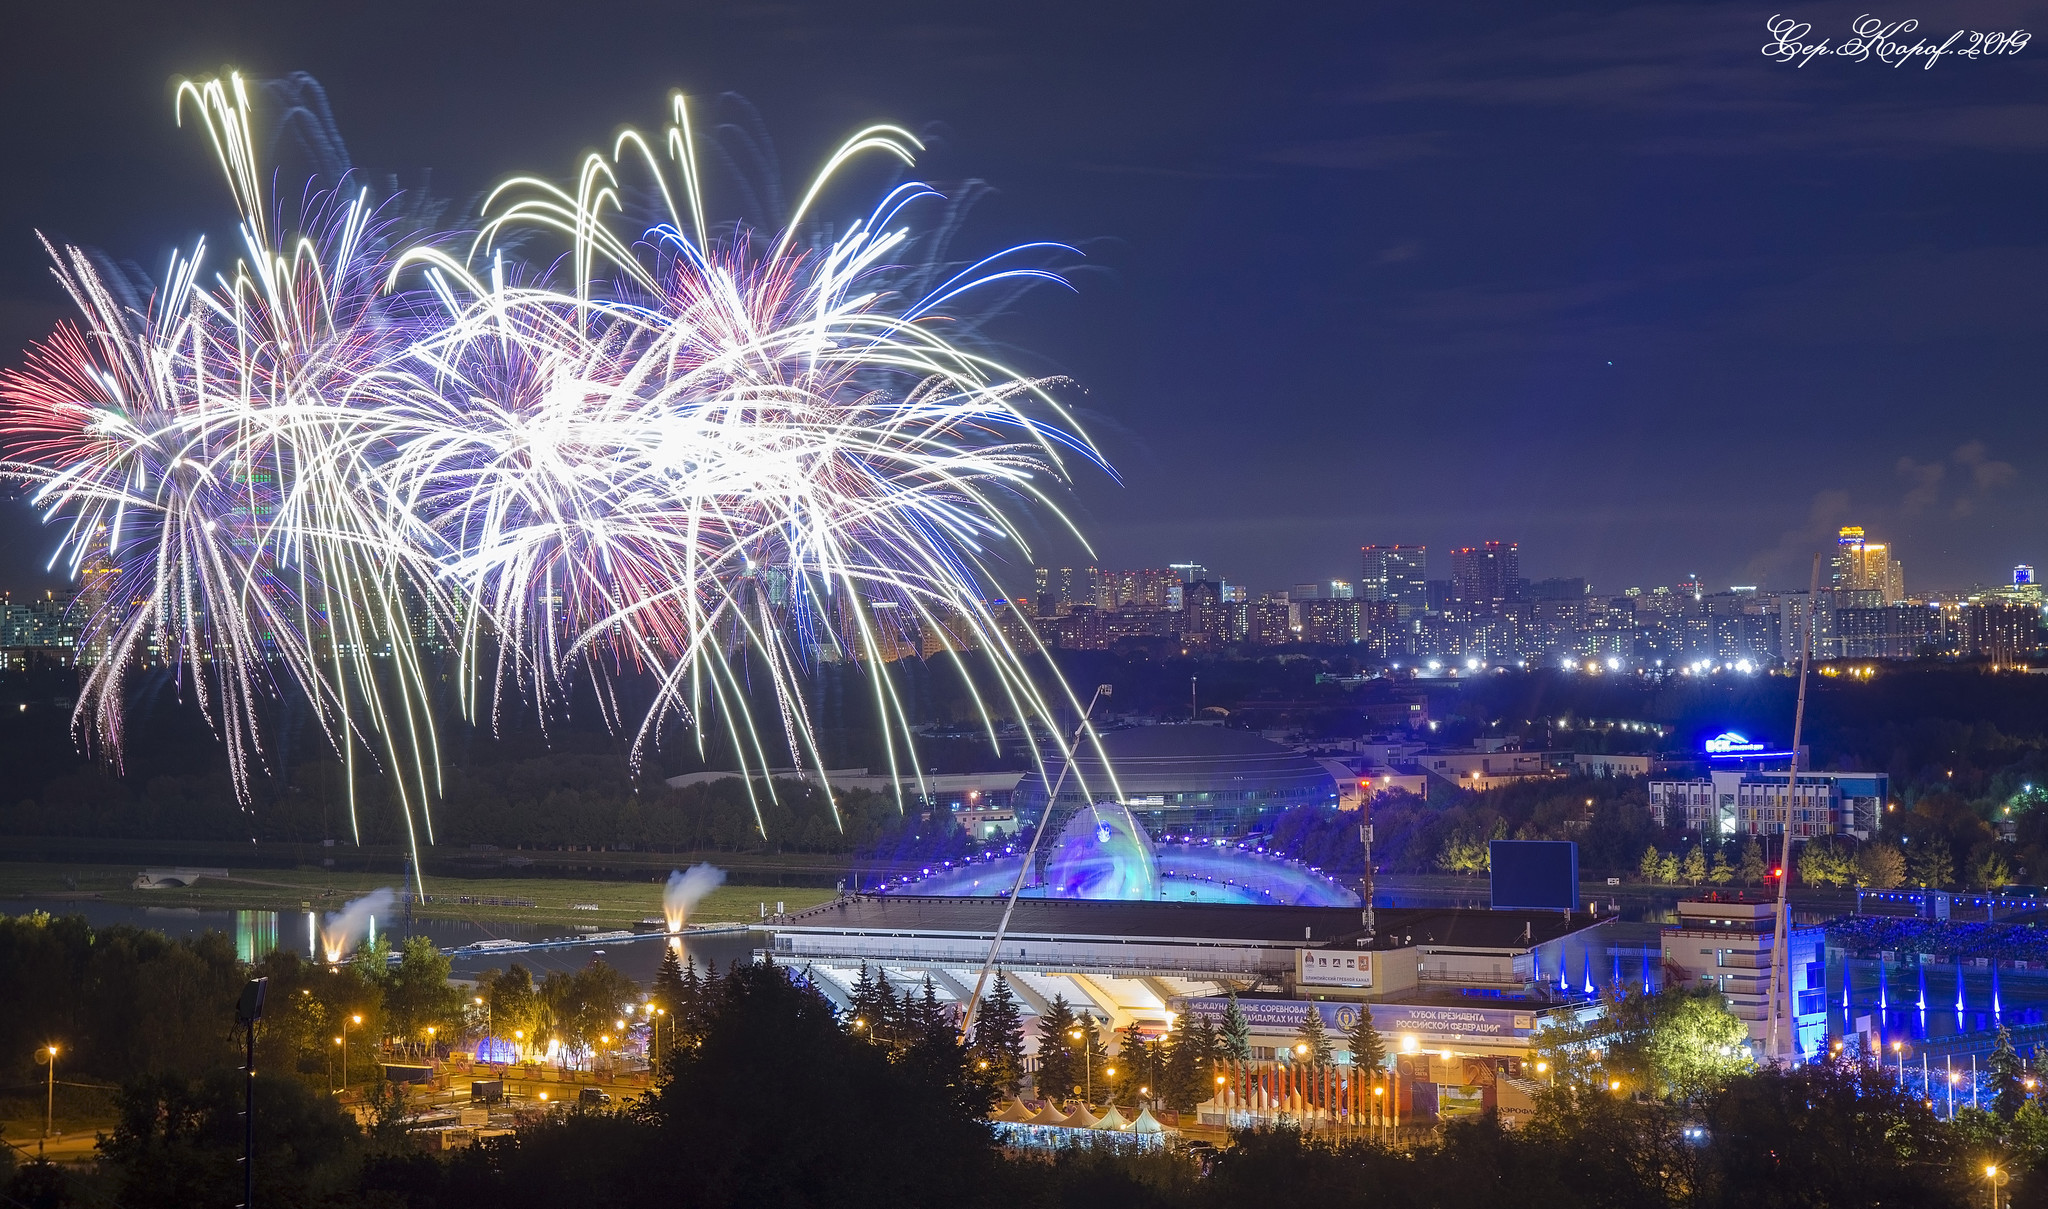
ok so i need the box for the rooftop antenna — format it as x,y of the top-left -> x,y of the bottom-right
1767,552 -> 1823,1064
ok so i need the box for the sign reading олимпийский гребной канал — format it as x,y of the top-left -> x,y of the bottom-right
1177,998 -> 1536,1039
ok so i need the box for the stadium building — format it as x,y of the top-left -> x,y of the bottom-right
762,896 -> 1624,1126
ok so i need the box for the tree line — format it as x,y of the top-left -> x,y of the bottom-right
19,956 -> 2048,1209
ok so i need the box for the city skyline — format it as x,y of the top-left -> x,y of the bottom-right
0,2 -> 2044,596
1032,521 -> 2033,603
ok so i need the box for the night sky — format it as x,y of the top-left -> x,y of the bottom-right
1,1 -> 2042,596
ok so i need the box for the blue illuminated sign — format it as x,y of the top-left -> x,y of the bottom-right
1702,731 -> 1767,755
1702,730 -> 1795,760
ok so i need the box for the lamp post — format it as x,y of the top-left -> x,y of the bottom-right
39,1045 -> 57,1156
332,1036 -> 342,1091
1069,1023 -> 1091,1103
476,996 -> 490,1063
1988,1164 -> 2009,1209
341,1013 -> 361,1090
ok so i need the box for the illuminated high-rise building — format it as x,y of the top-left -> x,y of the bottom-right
1359,545 -> 1427,616
1833,527 -> 1903,603
2010,566 -> 2042,608
1448,541 -> 1519,615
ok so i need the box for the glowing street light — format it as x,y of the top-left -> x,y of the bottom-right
39,1045 -> 57,1154
339,1013 -> 362,1090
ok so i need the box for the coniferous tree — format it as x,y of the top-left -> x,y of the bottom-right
1033,995 -> 1077,1098
849,962 -> 884,1038
1990,1026 -> 2027,1120
899,979 -> 992,1119
1074,1014 -> 1111,1103
1160,1015 -> 1207,1112
970,971 -> 1027,1095
653,947 -> 685,1017
680,957 -> 703,1018
1112,1023 -> 1155,1104
875,970 -> 902,1044
1709,844 -> 1735,885
1293,1005 -> 1332,1064
1171,1020 -> 1196,1114
913,977 -> 949,1045
1191,1011 -> 1219,1065
1220,992 -> 1254,1061
651,947 -> 687,1062
1347,1003 -> 1386,1072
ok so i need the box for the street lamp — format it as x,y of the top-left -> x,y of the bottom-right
340,1013 -> 361,1089
1068,1024 -> 1092,1102
39,1045 -> 57,1155
1988,1164 -> 2009,1209
332,1037 -> 342,1090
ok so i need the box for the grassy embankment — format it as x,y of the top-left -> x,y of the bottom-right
0,862 -> 838,929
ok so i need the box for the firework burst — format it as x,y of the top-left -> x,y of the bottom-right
0,75 -> 1124,865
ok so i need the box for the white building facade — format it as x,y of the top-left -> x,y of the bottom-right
1648,768 -> 1887,840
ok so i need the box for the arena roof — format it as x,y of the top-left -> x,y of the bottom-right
775,895 -> 1596,953
1016,724 -> 1338,810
